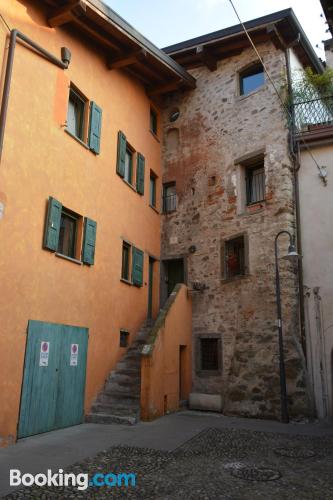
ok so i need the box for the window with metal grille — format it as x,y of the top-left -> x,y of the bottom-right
225,236 -> 245,278
246,162 -> 265,205
200,338 -> 219,370
163,182 -> 177,213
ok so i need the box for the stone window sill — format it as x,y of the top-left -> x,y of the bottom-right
55,253 -> 82,265
65,128 -> 90,150
196,370 -> 222,377
122,178 -> 137,193
120,278 -> 132,286
235,83 -> 267,102
221,274 -> 251,284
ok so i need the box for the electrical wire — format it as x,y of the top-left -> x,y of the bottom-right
228,0 -> 327,184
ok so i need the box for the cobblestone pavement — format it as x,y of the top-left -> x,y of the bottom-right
4,427 -> 333,499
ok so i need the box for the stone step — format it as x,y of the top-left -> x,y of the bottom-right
91,402 -> 139,416
105,381 -> 140,394
86,413 -> 137,425
113,367 -> 140,377
116,360 -> 140,371
97,392 -> 140,405
109,373 -> 140,385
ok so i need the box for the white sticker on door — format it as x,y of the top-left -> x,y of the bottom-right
70,344 -> 79,366
39,342 -> 50,367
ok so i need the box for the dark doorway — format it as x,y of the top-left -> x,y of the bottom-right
166,258 -> 185,296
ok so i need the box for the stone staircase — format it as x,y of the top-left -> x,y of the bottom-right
86,322 -> 151,425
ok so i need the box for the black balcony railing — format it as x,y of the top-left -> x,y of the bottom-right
292,86 -> 333,133
163,193 -> 177,213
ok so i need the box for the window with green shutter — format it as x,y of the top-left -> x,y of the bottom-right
132,247 -> 144,287
43,198 -> 96,266
66,84 -> 102,154
136,153 -> 145,195
82,218 -> 97,266
117,131 -> 127,177
44,197 -> 63,252
88,102 -> 102,154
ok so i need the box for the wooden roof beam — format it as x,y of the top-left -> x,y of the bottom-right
48,1 -> 86,28
108,49 -> 147,70
266,23 -> 286,50
196,45 -> 217,71
147,79 -> 183,97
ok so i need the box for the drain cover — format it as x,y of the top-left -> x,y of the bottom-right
230,466 -> 281,482
274,447 -> 316,459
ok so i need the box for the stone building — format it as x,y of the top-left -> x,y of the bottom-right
160,9 -> 323,419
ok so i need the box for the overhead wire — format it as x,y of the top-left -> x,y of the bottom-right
228,0 -> 327,184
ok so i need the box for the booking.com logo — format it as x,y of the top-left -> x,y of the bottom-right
10,469 -> 137,491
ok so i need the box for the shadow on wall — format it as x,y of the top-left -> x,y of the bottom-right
140,284 -> 192,421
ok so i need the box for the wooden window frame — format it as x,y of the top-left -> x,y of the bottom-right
56,207 -> 83,262
121,241 -> 132,283
67,85 -> 89,142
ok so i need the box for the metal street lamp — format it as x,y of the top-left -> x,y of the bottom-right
274,230 -> 301,424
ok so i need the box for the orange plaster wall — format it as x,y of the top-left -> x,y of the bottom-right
0,0 -> 162,444
141,285 -> 192,421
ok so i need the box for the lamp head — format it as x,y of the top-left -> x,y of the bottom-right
282,243 -> 301,261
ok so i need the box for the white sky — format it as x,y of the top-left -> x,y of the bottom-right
104,0 -> 329,60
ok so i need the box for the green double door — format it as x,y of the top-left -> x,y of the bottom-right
18,321 -> 88,439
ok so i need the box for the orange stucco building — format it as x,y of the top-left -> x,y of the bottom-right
0,0 -> 194,445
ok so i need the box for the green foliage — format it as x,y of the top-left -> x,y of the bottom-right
291,67 -> 333,103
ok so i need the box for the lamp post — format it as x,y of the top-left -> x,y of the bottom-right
274,230 -> 301,424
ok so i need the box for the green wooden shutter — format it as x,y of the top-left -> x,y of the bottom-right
136,153 -> 145,195
117,131 -> 127,177
88,102 -> 102,154
132,247 -> 144,287
82,218 -> 97,265
43,197 -> 62,252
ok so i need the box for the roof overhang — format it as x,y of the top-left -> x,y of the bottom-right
163,9 -> 323,74
41,0 -> 196,94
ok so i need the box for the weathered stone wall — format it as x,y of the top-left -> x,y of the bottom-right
161,41 -> 309,419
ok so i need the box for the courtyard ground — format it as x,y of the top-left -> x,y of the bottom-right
0,411 -> 332,499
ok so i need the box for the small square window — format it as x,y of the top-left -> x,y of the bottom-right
57,210 -> 78,259
246,162 -> 265,205
224,236 -> 246,279
120,330 -> 129,348
67,87 -> 86,140
240,64 -> 264,96
201,338 -> 219,370
150,171 -> 157,207
121,242 -> 131,281
163,182 -> 177,213
124,148 -> 133,185
150,108 -> 158,135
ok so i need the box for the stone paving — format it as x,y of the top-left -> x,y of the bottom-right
4,426 -> 333,499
